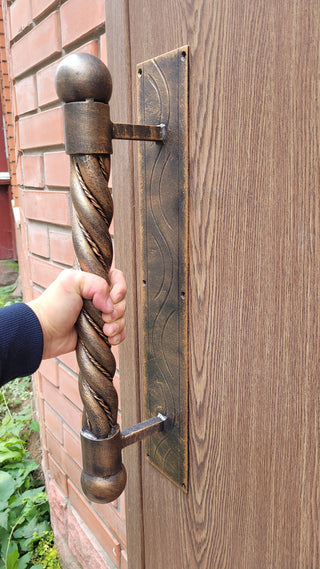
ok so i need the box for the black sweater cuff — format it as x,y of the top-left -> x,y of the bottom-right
0,303 -> 44,387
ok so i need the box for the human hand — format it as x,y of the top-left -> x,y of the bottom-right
28,268 -> 126,360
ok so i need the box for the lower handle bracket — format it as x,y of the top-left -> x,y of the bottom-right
80,414 -> 168,503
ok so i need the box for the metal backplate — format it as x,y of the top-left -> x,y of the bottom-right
137,46 -> 189,491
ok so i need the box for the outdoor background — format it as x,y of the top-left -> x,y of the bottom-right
0,1 -> 127,568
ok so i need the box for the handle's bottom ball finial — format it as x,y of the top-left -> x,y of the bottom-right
81,465 -> 127,504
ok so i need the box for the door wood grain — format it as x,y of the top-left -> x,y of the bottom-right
106,1 -> 320,567
105,2 -> 145,566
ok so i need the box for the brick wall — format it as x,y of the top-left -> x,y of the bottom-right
1,1 -> 127,568
0,3 -> 17,201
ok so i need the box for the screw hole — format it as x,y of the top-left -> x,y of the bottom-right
138,68 -> 142,77
181,291 -> 185,300
181,51 -> 187,61
143,280 -> 147,287
181,483 -> 186,490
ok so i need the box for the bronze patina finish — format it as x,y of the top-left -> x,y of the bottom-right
56,53 -> 127,503
112,122 -> 165,142
55,50 -> 187,503
137,47 -> 189,491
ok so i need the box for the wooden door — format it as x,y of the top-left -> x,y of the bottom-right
106,1 -> 320,567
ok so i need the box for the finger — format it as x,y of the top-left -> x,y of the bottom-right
102,299 -> 126,323
108,329 -> 126,346
103,317 -> 125,338
74,271 -> 112,313
109,268 -> 127,304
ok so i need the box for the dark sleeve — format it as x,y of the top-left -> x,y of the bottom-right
0,303 -> 44,387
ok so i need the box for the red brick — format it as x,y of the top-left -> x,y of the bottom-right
28,222 -> 49,257
121,550 -> 128,569
39,357 -> 59,386
31,0 -> 58,20
15,76 -> 37,115
37,41 -> 99,108
36,61 -> 60,108
11,163 -> 18,186
49,229 -> 75,266
11,12 -> 61,77
108,167 -> 112,189
43,151 -> 70,187
113,371 -> 121,410
43,449 -> 50,471
19,107 -> 64,149
58,351 -> 79,374
63,424 -> 82,467
9,0 -> 32,40
44,402 -> 63,443
16,155 -> 23,185
45,428 -> 63,464
30,257 -> 62,288
1,76 -> 10,96
61,449 -> 82,490
4,101 -> 14,125
32,368 -> 43,402
57,347 -> 119,412
76,40 -> 99,58
68,508 -> 117,569
119,491 -> 126,522
113,344 -> 119,371
58,365 -> 82,410
48,454 -> 68,497
68,481 -> 121,568
61,0 -> 105,48
23,189 -> 71,225
48,479 -> 68,536
22,155 -> 43,187
42,375 -> 82,434
111,218 -> 116,238
100,33 -> 107,67
50,526 -> 80,569
1,73 -> 11,93
92,502 -> 126,549
31,287 -> 42,300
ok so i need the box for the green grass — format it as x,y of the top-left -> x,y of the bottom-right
0,404 -> 61,568
0,283 -> 20,310
0,261 -> 19,273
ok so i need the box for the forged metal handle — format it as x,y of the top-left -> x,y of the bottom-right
55,53 -> 166,504
56,54 -> 126,503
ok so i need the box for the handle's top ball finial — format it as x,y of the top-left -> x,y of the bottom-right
55,53 -> 112,104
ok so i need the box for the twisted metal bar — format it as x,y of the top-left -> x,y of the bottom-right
56,53 -> 126,503
71,154 -> 117,438
55,52 -> 168,504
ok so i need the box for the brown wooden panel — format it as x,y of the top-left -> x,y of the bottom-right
105,1 -> 144,567
108,0 -> 320,567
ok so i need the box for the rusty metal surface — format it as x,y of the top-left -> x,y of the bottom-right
137,46 -> 189,491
